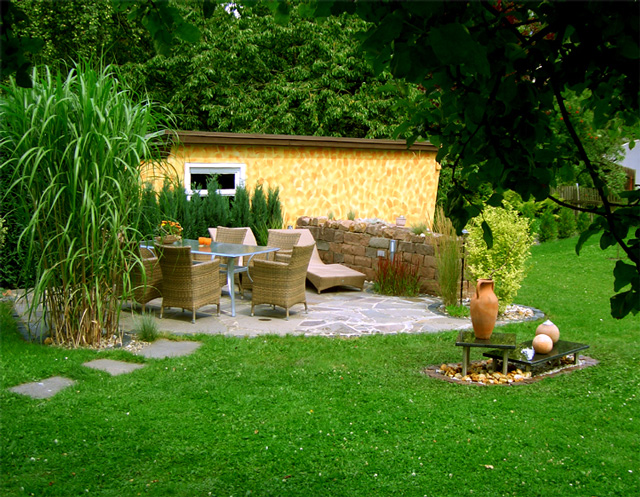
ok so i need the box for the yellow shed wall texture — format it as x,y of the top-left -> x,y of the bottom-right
166,144 -> 440,227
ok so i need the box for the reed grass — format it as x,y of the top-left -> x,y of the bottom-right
0,62 -> 166,347
433,207 -> 462,306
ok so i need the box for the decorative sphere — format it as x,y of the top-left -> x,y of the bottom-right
532,334 -> 553,354
535,320 -> 560,343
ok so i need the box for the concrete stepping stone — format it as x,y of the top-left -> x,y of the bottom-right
9,376 -> 76,399
83,359 -> 145,376
135,339 -> 202,359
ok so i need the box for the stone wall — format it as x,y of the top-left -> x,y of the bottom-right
296,216 -> 472,297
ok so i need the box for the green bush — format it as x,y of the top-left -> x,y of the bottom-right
557,207 -> 577,239
373,257 -> 421,297
538,208 -> 557,243
466,206 -> 534,313
0,216 -> 6,252
576,211 -> 592,233
231,185 -> 251,227
250,184 -> 269,245
266,186 -> 284,230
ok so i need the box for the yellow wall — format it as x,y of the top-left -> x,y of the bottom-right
165,143 -> 440,227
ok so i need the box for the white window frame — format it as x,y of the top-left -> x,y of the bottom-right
184,162 -> 246,197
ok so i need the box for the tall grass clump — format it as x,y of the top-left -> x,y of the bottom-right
433,207 -> 461,306
0,63 -> 166,347
373,257 -> 421,297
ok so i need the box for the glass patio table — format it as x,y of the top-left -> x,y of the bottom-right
143,239 -> 279,317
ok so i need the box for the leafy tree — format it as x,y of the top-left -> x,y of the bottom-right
119,1 -> 405,137
304,0 -> 640,318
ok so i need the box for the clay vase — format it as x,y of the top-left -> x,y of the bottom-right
470,279 -> 499,340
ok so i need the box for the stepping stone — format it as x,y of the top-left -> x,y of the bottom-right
83,359 -> 145,376
9,376 -> 75,399
135,339 -> 202,359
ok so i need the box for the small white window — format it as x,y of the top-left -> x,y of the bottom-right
184,162 -> 246,197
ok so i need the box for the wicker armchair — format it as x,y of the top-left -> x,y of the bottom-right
240,230 -> 301,296
250,244 -> 314,320
156,244 -> 221,323
117,247 -> 162,312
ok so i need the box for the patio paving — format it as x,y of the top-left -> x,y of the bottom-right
117,283 -> 473,338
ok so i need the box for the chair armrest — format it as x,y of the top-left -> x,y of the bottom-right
192,258 -> 220,275
253,259 -> 288,270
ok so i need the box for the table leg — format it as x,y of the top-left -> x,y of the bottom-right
462,347 -> 470,376
502,350 -> 509,375
227,257 -> 237,317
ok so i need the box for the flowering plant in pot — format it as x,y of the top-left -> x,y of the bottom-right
155,220 -> 182,244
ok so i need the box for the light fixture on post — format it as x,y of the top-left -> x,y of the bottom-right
389,239 -> 397,262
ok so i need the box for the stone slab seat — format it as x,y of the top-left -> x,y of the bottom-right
269,228 -> 366,293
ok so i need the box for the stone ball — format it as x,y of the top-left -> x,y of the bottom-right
532,334 -> 554,354
535,320 -> 560,343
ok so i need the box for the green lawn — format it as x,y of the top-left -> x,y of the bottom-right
1,238 -> 638,496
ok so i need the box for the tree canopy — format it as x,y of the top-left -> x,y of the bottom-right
301,0 -> 639,318
2,0 -> 638,317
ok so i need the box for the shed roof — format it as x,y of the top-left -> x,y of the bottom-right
161,130 -> 437,152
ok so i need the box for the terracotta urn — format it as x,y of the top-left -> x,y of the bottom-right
535,320 -> 560,343
532,334 -> 553,354
470,279 -> 499,340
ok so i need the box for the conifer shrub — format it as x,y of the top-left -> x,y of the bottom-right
466,206 -> 534,313
576,211 -> 591,234
538,208 -> 557,243
557,207 -> 577,239
250,184 -> 269,245
230,185 -> 251,228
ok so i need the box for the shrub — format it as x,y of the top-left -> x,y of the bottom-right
538,208 -> 557,243
373,257 -> 421,297
557,207 -> 577,239
347,209 -> 357,221
433,207 -> 461,307
411,222 -> 430,235
204,176 -> 231,228
231,185 -> 251,227
266,186 -> 284,230
250,184 -> 269,245
0,216 -> 7,253
576,211 -> 592,233
466,206 -> 534,313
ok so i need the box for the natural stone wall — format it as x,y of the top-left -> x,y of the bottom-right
297,216 -> 472,297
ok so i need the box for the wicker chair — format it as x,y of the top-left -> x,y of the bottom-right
156,244 -> 221,323
117,247 -> 162,312
240,230 -> 301,296
193,226 -> 250,289
250,244 -> 314,320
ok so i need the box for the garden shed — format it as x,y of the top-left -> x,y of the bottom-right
158,131 -> 440,226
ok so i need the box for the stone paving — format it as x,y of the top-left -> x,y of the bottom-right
118,284 -> 474,338
7,284 -> 543,399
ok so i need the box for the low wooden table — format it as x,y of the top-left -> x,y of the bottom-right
455,331 -> 517,376
483,339 -> 589,375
